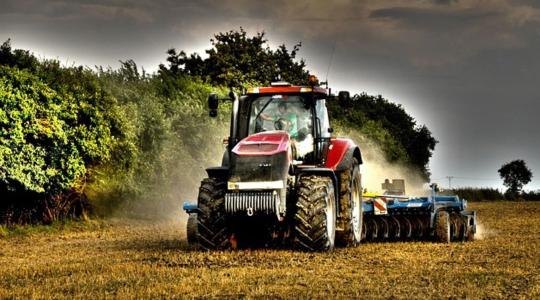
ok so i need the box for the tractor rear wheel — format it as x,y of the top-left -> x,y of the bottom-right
435,211 -> 451,243
336,160 -> 363,247
196,178 -> 231,250
293,175 -> 336,251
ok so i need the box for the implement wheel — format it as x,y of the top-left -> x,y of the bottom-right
293,175 -> 336,251
435,211 -> 451,243
336,159 -> 363,247
196,178 -> 231,250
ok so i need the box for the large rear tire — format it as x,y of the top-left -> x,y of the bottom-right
336,160 -> 363,247
196,178 -> 231,250
293,175 -> 336,251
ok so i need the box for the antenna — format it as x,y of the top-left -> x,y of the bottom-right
446,176 -> 455,189
325,38 -> 337,87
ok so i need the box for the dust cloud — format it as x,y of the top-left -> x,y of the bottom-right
104,124 -> 230,224
473,221 -> 495,240
338,128 -> 430,196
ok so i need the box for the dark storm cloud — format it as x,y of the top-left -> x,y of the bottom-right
369,6 -> 498,28
432,0 -> 459,5
1,0 -> 539,189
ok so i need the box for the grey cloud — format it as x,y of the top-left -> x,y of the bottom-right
369,6 -> 500,30
432,0 -> 458,5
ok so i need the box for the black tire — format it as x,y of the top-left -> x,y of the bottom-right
186,214 -> 199,246
196,178 -> 231,250
465,218 -> 476,241
293,175 -> 336,251
435,211 -> 451,243
336,160 -> 363,247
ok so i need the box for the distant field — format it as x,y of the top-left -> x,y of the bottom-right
1,202 -> 539,299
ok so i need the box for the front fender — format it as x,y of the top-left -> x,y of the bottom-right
325,138 -> 362,171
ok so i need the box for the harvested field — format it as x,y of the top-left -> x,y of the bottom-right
1,202 -> 539,299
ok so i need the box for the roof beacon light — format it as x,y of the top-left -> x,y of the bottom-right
308,75 -> 319,86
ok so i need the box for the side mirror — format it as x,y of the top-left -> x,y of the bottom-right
338,91 -> 350,104
208,93 -> 219,117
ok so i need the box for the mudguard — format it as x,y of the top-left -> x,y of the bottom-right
325,138 -> 362,171
205,166 -> 228,179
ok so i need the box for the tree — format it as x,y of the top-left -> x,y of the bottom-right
498,159 -> 533,196
159,28 -> 310,87
0,39 -> 39,71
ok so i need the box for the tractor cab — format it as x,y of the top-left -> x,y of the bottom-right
209,78 -> 340,166
243,82 -> 332,162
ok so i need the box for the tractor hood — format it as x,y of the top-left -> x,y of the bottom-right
232,131 -> 291,157
229,131 -> 292,183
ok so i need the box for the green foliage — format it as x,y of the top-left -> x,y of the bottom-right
0,66 -> 111,194
521,190 -> 540,201
446,186 -> 540,202
446,187 -> 504,202
498,159 -> 533,197
87,61 -> 230,217
0,39 -> 39,72
159,28 -> 310,87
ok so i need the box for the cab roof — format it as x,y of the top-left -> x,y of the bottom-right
246,85 -> 328,96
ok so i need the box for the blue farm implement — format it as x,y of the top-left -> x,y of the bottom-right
361,186 -> 477,242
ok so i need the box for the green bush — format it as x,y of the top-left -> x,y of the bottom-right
0,66 -> 111,194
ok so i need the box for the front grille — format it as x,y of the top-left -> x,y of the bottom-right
225,191 -> 278,215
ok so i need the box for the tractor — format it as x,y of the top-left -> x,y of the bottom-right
183,77 -> 477,251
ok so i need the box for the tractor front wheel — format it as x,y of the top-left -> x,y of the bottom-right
293,175 -> 336,251
196,178 -> 231,250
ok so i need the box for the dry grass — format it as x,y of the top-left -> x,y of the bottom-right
1,202 -> 539,299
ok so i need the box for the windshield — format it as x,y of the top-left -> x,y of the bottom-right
249,95 -> 312,140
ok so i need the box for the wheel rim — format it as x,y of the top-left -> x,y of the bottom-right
351,172 -> 362,242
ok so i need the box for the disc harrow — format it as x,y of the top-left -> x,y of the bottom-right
362,188 -> 477,242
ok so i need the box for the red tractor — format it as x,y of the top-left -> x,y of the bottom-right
184,78 -> 363,251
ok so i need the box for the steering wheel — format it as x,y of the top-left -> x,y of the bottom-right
274,118 -> 292,131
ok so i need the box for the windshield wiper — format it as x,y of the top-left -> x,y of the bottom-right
254,97 -> 275,122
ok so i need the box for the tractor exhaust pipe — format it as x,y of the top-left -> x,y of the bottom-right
229,91 -> 239,150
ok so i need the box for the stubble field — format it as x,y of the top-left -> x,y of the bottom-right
1,202 -> 539,299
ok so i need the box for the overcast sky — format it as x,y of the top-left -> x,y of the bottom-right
1,0 -> 539,190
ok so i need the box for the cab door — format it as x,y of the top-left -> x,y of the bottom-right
315,99 -> 332,164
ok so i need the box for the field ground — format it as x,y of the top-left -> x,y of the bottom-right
1,202 -> 539,299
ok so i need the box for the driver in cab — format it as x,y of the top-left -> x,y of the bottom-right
260,102 -> 298,138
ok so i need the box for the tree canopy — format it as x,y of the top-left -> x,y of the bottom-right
498,159 -> 533,196
159,28 -> 309,87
